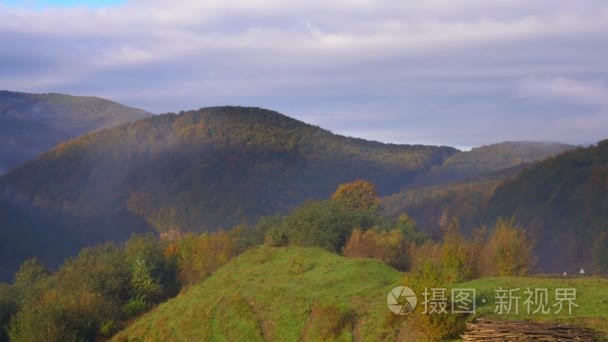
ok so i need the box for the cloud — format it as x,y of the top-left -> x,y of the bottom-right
519,77 -> 608,107
0,0 -> 607,146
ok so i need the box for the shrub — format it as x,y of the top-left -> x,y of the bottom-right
264,225 -> 289,247
480,217 -> 536,276
440,219 -> 473,282
404,255 -> 468,341
174,229 -> 240,286
301,304 -> 355,341
284,200 -> 357,252
343,228 -> 410,270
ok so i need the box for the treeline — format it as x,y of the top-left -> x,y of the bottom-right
487,139 -> 608,272
0,107 -> 456,281
0,230 -> 249,341
0,180 -> 536,341
401,218 -> 535,340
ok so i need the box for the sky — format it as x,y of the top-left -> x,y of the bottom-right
1,0 -> 607,148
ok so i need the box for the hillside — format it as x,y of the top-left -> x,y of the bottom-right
115,248 -> 608,341
0,106 -> 456,280
384,178 -> 502,238
485,140 -> 608,272
113,247 -> 404,341
0,91 -> 152,173
0,118 -> 70,174
383,141 -> 574,237
411,141 -> 573,187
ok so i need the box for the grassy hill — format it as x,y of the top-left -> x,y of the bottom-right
113,247 -> 404,341
0,91 -> 152,173
114,247 -> 608,341
0,106 -> 455,281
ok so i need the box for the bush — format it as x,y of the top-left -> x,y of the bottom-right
404,252 -> 468,341
479,217 -> 536,276
173,229 -> 240,286
264,225 -> 289,247
440,219 -> 473,282
284,200 -> 358,252
301,304 -> 355,341
343,228 -> 410,270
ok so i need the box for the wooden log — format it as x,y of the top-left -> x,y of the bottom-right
461,319 -> 600,341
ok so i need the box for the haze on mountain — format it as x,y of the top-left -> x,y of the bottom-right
0,97 -> 601,281
0,91 -> 152,174
0,105 -> 456,281
384,141 -> 574,238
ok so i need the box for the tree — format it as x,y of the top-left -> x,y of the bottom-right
0,285 -> 18,342
285,200 -> 356,252
331,179 -> 381,213
343,228 -> 410,270
441,218 -> 472,282
13,258 -> 49,290
593,231 -> 608,274
481,217 -> 536,276
124,234 -> 175,305
130,258 -> 162,304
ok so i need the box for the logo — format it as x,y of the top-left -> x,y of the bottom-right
387,286 -> 417,315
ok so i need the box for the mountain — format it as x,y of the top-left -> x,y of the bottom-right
0,91 -> 152,173
0,118 -> 70,174
383,141 -> 574,237
0,106 -> 456,281
485,140 -> 608,272
410,141 -> 574,187
113,246 -> 403,341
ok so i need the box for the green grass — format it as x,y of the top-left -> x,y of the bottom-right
461,276 -> 608,335
114,248 -> 608,341
113,246 -> 404,341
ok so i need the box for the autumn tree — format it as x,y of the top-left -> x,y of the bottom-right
331,179 -> 381,213
480,217 -> 536,276
343,228 -> 410,270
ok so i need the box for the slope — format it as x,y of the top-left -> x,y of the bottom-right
485,139 -> 608,272
0,118 -> 70,174
383,141 -> 573,237
113,246 -> 404,341
0,90 -> 152,173
0,106 -> 456,280
411,141 -> 573,187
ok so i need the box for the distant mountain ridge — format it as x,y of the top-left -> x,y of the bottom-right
0,97 -> 596,280
0,90 -> 152,173
383,141 -> 575,238
411,141 -> 574,187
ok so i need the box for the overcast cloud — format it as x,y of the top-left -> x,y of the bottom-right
1,0 -> 607,147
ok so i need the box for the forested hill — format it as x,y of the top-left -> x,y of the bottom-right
411,141 -> 573,187
0,106 -> 456,280
383,141 -> 574,238
0,118 -> 70,174
0,91 -> 152,173
485,140 -> 608,272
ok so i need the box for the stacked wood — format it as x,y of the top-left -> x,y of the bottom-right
462,318 -> 600,341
